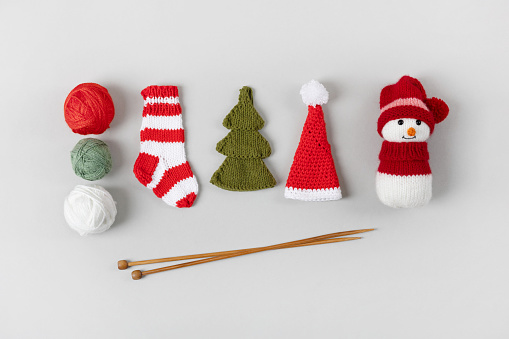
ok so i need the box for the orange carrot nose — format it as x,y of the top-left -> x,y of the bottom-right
407,127 -> 416,136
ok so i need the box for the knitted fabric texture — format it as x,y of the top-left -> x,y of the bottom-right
210,86 -> 276,191
133,85 -> 198,208
377,76 -> 448,136
71,138 -> 112,181
378,141 -> 431,176
376,76 -> 449,208
64,83 -> 115,135
285,80 -> 341,201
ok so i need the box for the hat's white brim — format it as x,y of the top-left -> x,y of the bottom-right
284,187 -> 342,202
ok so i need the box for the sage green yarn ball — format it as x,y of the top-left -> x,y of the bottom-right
71,138 -> 112,181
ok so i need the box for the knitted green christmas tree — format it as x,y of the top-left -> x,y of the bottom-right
210,86 -> 276,191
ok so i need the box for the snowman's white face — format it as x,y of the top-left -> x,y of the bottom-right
381,118 -> 430,142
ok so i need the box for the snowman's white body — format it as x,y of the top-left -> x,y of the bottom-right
376,118 -> 432,208
376,172 -> 432,208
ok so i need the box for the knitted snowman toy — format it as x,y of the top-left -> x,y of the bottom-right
376,76 -> 449,208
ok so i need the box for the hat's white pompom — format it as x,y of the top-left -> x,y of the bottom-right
300,80 -> 329,107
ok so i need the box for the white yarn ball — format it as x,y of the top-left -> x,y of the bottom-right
64,185 -> 117,236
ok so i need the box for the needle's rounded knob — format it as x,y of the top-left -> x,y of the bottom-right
117,260 -> 128,270
132,270 -> 142,280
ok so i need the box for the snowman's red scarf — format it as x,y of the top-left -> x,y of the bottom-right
378,141 -> 431,176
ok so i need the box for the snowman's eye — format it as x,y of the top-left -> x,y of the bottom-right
398,120 -> 404,125
416,120 -> 421,125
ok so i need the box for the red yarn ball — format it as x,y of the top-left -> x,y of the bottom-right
64,83 -> 115,135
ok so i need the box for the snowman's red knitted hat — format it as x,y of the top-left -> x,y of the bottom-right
284,80 -> 341,202
377,76 -> 449,137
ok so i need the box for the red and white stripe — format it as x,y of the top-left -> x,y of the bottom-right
134,86 -> 198,208
144,96 -> 180,106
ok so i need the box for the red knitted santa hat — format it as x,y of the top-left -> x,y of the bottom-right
377,76 -> 449,136
284,80 -> 341,202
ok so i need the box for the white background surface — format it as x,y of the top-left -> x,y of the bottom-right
1,1 -> 508,338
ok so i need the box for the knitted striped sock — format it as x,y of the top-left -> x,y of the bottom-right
133,85 -> 198,208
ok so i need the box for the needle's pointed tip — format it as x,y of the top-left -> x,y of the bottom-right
359,228 -> 375,233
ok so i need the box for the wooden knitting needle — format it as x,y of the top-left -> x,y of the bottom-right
118,228 -> 374,270
131,236 -> 362,280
